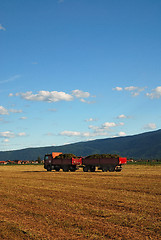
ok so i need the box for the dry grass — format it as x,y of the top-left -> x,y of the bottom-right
0,165 -> 161,240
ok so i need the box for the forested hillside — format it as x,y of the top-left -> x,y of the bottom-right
0,129 -> 161,161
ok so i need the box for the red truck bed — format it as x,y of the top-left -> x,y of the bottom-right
52,157 -> 82,165
82,157 -> 120,165
82,157 -> 127,172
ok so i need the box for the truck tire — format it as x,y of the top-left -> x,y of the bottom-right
47,165 -> 51,171
70,166 -> 76,172
83,166 -> 88,172
108,166 -> 115,172
115,168 -> 122,172
102,168 -> 107,172
90,166 -> 96,172
70,168 -> 76,172
63,166 -> 69,172
54,166 -> 60,172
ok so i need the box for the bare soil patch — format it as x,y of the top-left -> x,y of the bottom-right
0,165 -> 160,239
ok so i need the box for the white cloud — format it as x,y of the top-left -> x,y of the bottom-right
80,98 -> 95,104
3,139 -> 9,143
0,24 -> 5,31
89,121 -> 124,134
0,131 -> 15,138
125,86 -> 146,97
88,125 -> 99,130
82,132 -> 91,137
60,131 -> 81,136
113,87 -> 123,91
132,92 -> 139,97
72,89 -> 90,98
17,132 -> 26,137
118,122 -> 124,126
9,109 -> 23,113
60,130 -> 108,138
102,122 -> 117,129
0,75 -> 20,84
0,106 -> 23,115
124,86 -> 138,91
13,90 -> 73,102
117,114 -> 127,119
20,116 -> 27,120
0,131 -> 27,139
85,118 -> 97,122
60,120 -> 125,139
0,106 -> 9,115
88,126 -> 98,132
80,98 -> 86,103
113,86 -> 146,96
10,89 -> 93,104
143,123 -> 156,130
146,86 -> 161,99
118,131 -> 126,136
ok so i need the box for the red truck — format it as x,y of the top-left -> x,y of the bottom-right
44,153 -> 82,172
44,152 -> 127,172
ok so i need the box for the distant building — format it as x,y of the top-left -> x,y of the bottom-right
0,161 -> 7,165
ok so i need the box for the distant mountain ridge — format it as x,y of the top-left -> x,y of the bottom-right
0,129 -> 161,161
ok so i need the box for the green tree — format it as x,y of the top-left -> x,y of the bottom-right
37,156 -> 42,164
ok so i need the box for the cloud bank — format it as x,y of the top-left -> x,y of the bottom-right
0,24 -> 5,31
60,121 -> 125,138
113,85 -> 161,99
14,91 -> 73,102
146,86 -> 161,99
0,131 -> 26,138
9,89 -> 93,103
143,123 -> 157,130
0,106 -> 9,115
0,106 -> 23,115
113,86 -> 146,96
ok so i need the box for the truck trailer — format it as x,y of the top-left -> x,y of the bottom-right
44,153 -> 127,172
82,156 -> 127,172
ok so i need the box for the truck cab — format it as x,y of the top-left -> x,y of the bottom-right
44,154 -> 53,171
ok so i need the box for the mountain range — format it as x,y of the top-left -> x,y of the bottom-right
0,129 -> 161,161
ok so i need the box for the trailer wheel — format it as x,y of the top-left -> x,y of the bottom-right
90,166 -> 96,172
63,166 -> 69,172
102,168 -> 107,172
115,168 -> 122,172
70,168 -> 76,172
83,166 -> 88,172
115,169 -> 121,172
54,166 -> 60,172
108,166 -> 115,172
70,166 -> 76,172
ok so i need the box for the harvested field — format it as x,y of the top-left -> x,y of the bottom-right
0,165 -> 161,240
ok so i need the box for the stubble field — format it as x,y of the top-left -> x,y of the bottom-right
0,164 -> 161,240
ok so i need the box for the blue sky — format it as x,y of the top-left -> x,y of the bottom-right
0,0 -> 161,151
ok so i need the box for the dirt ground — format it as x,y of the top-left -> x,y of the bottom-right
0,164 -> 160,239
